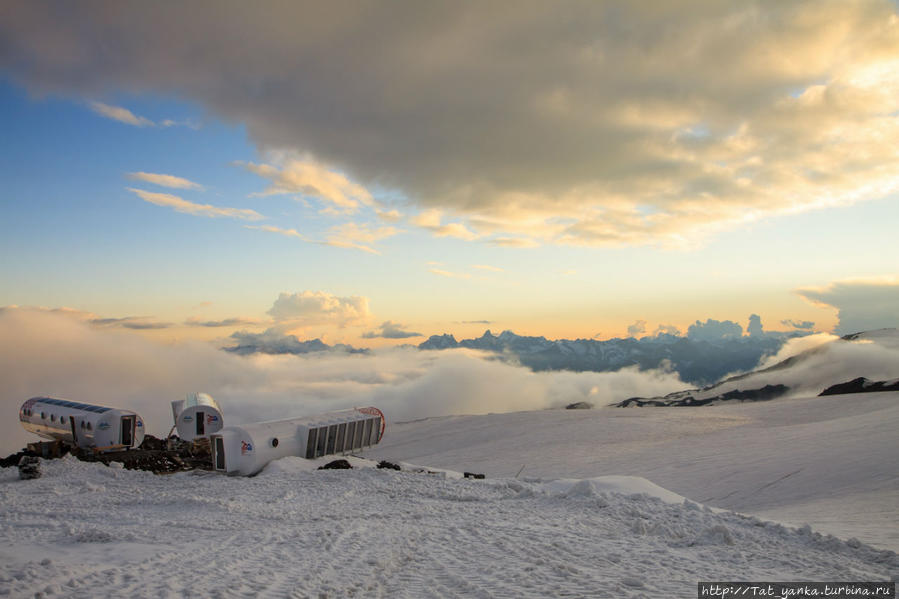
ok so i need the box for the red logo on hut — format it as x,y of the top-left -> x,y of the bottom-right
241,441 -> 253,455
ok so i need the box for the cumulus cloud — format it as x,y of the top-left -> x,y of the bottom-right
89,101 -> 154,127
797,278 -> 899,335
362,321 -> 422,340
127,172 -> 204,190
627,320 -> 647,337
653,324 -> 681,337
267,291 -> 371,328
129,188 -> 264,220
5,3 -> 897,247
747,314 -> 764,337
687,319 -> 743,342
0,307 -> 687,455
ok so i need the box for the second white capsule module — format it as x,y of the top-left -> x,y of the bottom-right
171,392 -> 224,441
211,407 -> 385,476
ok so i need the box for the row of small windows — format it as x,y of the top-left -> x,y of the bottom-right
34,398 -> 111,413
23,408 -> 92,430
304,417 -> 380,459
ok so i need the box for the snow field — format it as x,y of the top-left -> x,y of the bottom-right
0,456 -> 896,599
370,391 -> 899,552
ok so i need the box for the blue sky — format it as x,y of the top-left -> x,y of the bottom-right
1,2 -> 898,346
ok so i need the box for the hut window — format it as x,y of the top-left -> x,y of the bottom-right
362,419 -> 373,446
344,421 -> 356,452
50,414 -> 56,422
41,412 -> 46,420
369,417 -> 381,445
305,429 -> 317,459
87,422 -> 92,431
315,426 -> 327,457
271,438 -> 279,448
335,423 -> 346,453
326,425 -> 338,454
353,419 -> 364,449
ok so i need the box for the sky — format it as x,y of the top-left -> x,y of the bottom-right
1,1 -> 898,350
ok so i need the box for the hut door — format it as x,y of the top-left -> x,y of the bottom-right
213,436 -> 226,470
196,411 -> 205,436
69,416 -> 79,445
121,415 -> 135,447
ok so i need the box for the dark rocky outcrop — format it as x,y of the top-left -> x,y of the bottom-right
617,384 -> 789,407
819,377 -> 899,396
319,459 -> 353,470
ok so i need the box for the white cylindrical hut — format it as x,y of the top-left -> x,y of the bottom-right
19,397 -> 146,450
171,392 -> 224,441
211,407 -> 385,476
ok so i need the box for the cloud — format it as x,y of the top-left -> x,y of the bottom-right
0,307 -> 688,455
324,222 -> 400,255
247,222 -> 398,254
362,321 -> 422,340
129,188 -> 264,221
411,210 -> 478,241
127,172 -> 204,190
461,320 -> 493,325
89,101 -> 154,127
627,320 -> 647,337
5,3 -> 897,247
376,209 -> 403,223
267,291 -> 371,328
747,314 -> 764,337
429,268 -> 471,279
687,319 -> 743,342
89,317 -> 172,330
653,324 -> 681,337
781,319 -> 816,331
471,264 -> 503,272
244,224 -> 307,240
797,278 -> 899,335
756,333 -> 839,370
184,317 -> 263,328
239,157 -> 373,213
488,238 -> 540,248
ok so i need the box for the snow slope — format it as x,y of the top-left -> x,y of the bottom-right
369,391 -> 899,552
0,457 -> 895,599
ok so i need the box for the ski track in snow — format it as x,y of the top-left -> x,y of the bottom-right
0,457 -> 897,599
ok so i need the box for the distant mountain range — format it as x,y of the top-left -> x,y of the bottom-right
418,329 -> 803,386
224,326 -> 809,386
615,329 -> 899,406
224,330 -> 368,356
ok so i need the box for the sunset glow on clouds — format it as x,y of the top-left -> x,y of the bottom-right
0,1 -> 896,347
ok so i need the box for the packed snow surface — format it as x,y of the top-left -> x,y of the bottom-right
1,391 -> 897,598
1,456 -> 896,599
